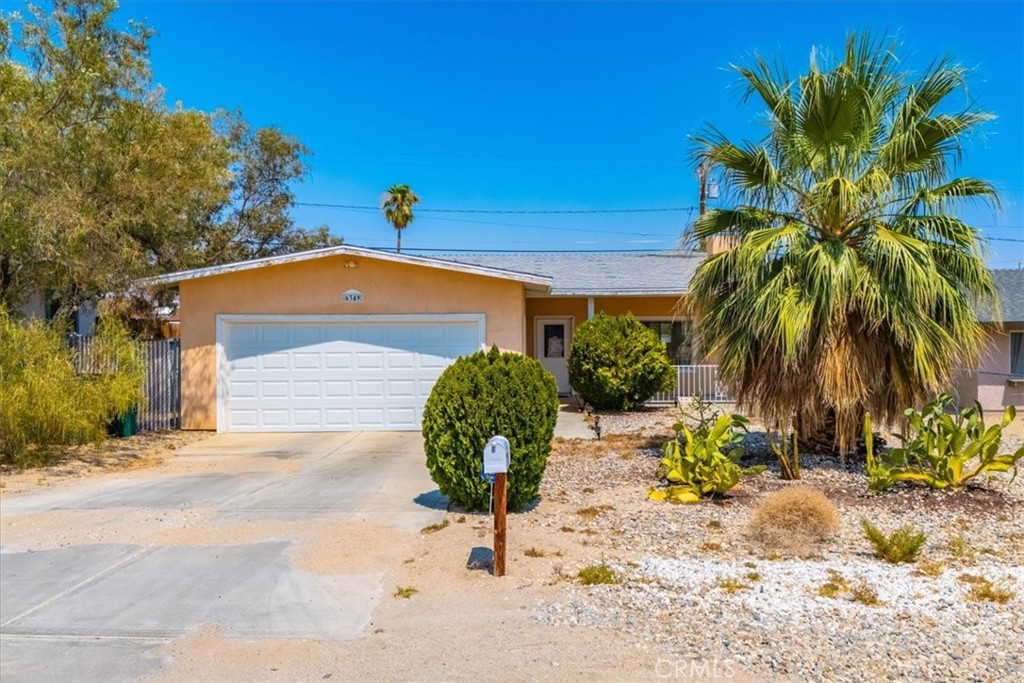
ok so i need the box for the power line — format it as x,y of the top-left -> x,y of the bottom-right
352,246 -> 688,254
297,203 -> 1024,230
296,202 -> 699,215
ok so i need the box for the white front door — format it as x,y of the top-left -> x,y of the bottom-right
535,317 -> 572,394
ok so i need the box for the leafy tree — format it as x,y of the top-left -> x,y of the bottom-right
380,184 -> 420,253
0,1 -> 339,315
687,33 -> 998,452
197,112 -> 341,265
1,0 -> 226,311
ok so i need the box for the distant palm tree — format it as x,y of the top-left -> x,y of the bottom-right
380,184 -> 420,253
687,33 -> 998,452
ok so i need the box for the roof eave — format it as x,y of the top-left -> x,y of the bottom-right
136,245 -> 553,289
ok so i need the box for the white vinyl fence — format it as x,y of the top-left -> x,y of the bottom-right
649,365 -> 734,405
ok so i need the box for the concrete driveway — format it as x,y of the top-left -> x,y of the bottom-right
0,432 -> 445,682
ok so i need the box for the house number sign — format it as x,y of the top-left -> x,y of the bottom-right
342,289 -> 364,303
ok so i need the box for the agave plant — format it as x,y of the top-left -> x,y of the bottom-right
864,394 -> 1024,491
687,33 -> 999,452
649,413 -> 765,503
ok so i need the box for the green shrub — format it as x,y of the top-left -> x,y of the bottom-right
567,312 -> 675,410
864,395 -> 1024,491
422,346 -> 559,511
0,311 -> 145,466
648,413 -> 765,503
577,562 -> 622,585
861,518 -> 926,563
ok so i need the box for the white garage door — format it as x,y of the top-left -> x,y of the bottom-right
220,316 -> 483,432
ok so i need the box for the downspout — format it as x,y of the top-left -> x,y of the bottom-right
587,297 -> 595,320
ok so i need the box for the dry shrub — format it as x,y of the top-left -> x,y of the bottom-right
747,485 -> 841,555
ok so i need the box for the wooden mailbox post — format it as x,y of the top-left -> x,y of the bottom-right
483,436 -> 511,577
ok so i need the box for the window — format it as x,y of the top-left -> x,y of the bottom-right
642,320 -> 694,364
543,324 -> 566,358
1011,332 -> 1024,376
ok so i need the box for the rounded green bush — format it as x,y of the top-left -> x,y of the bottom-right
567,312 -> 676,410
422,346 -> 559,511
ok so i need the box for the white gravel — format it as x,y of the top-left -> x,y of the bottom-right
536,413 -> 1024,683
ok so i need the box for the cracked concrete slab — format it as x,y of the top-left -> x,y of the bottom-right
0,635 -> 169,682
0,431 -> 444,683
0,472 -> 281,514
0,544 -> 144,625
2,543 -> 380,639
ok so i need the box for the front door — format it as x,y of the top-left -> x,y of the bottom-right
535,317 -> 572,394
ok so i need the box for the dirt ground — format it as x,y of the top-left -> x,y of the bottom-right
8,410 -> 1020,682
1,430 -> 779,682
147,506 -> 772,683
0,431 -> 213,498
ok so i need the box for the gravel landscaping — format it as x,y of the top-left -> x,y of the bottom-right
534,407 -> 1024,683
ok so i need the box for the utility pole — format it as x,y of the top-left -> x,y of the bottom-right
698,163 -> 708,217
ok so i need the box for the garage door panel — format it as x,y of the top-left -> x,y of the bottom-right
387,380 -> 416,397
388,352 -> 416,369
290,326 -> 322,344
260,410 -> 290,428
324,409 -> 353,428
292,381 -> 321,398
325,381 -> 352,398
355,380 -> 384,397
356,408 -> 385,427
259,326 -> 290,343
354,352 -> 383,369
261,354 -> 289,371
388,408 -> 416,427
293,409 -> 322,426
229,381 -> 258,399
324,352 -> 352,369
292,352 -> 322,370
230,410 -> 258,427
223,318 -> 480,432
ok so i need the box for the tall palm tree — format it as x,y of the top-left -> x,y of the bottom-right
687,33 -> 999,452
380,184 -> 420,253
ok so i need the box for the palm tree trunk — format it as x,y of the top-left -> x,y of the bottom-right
396,228 -> 402,253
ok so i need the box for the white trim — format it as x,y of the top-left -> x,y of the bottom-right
139,245 -> 552,289
215,313 -> 486,433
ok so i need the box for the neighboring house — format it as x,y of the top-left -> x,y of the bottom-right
142,246 -> 702,432
142,245 -> 1023,433
18,291 -> 99,336
955,269 -> 1024,413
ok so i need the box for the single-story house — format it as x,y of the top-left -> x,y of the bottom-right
954,268 -> 1024,413
142,246 -> 703,432
143,246 -> 1023,433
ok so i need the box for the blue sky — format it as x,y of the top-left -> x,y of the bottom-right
25,2 -> 1024,263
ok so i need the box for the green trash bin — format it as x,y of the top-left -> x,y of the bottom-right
108,407 -> 139,438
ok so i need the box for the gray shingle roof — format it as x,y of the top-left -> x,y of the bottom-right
978,269 -> 1024,323
432,251 -> 704,296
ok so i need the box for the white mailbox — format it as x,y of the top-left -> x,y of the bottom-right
482,436 -> 511,475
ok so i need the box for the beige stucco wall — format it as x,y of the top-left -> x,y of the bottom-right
178,255 -> 527,430
974,323 -> 1024,412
